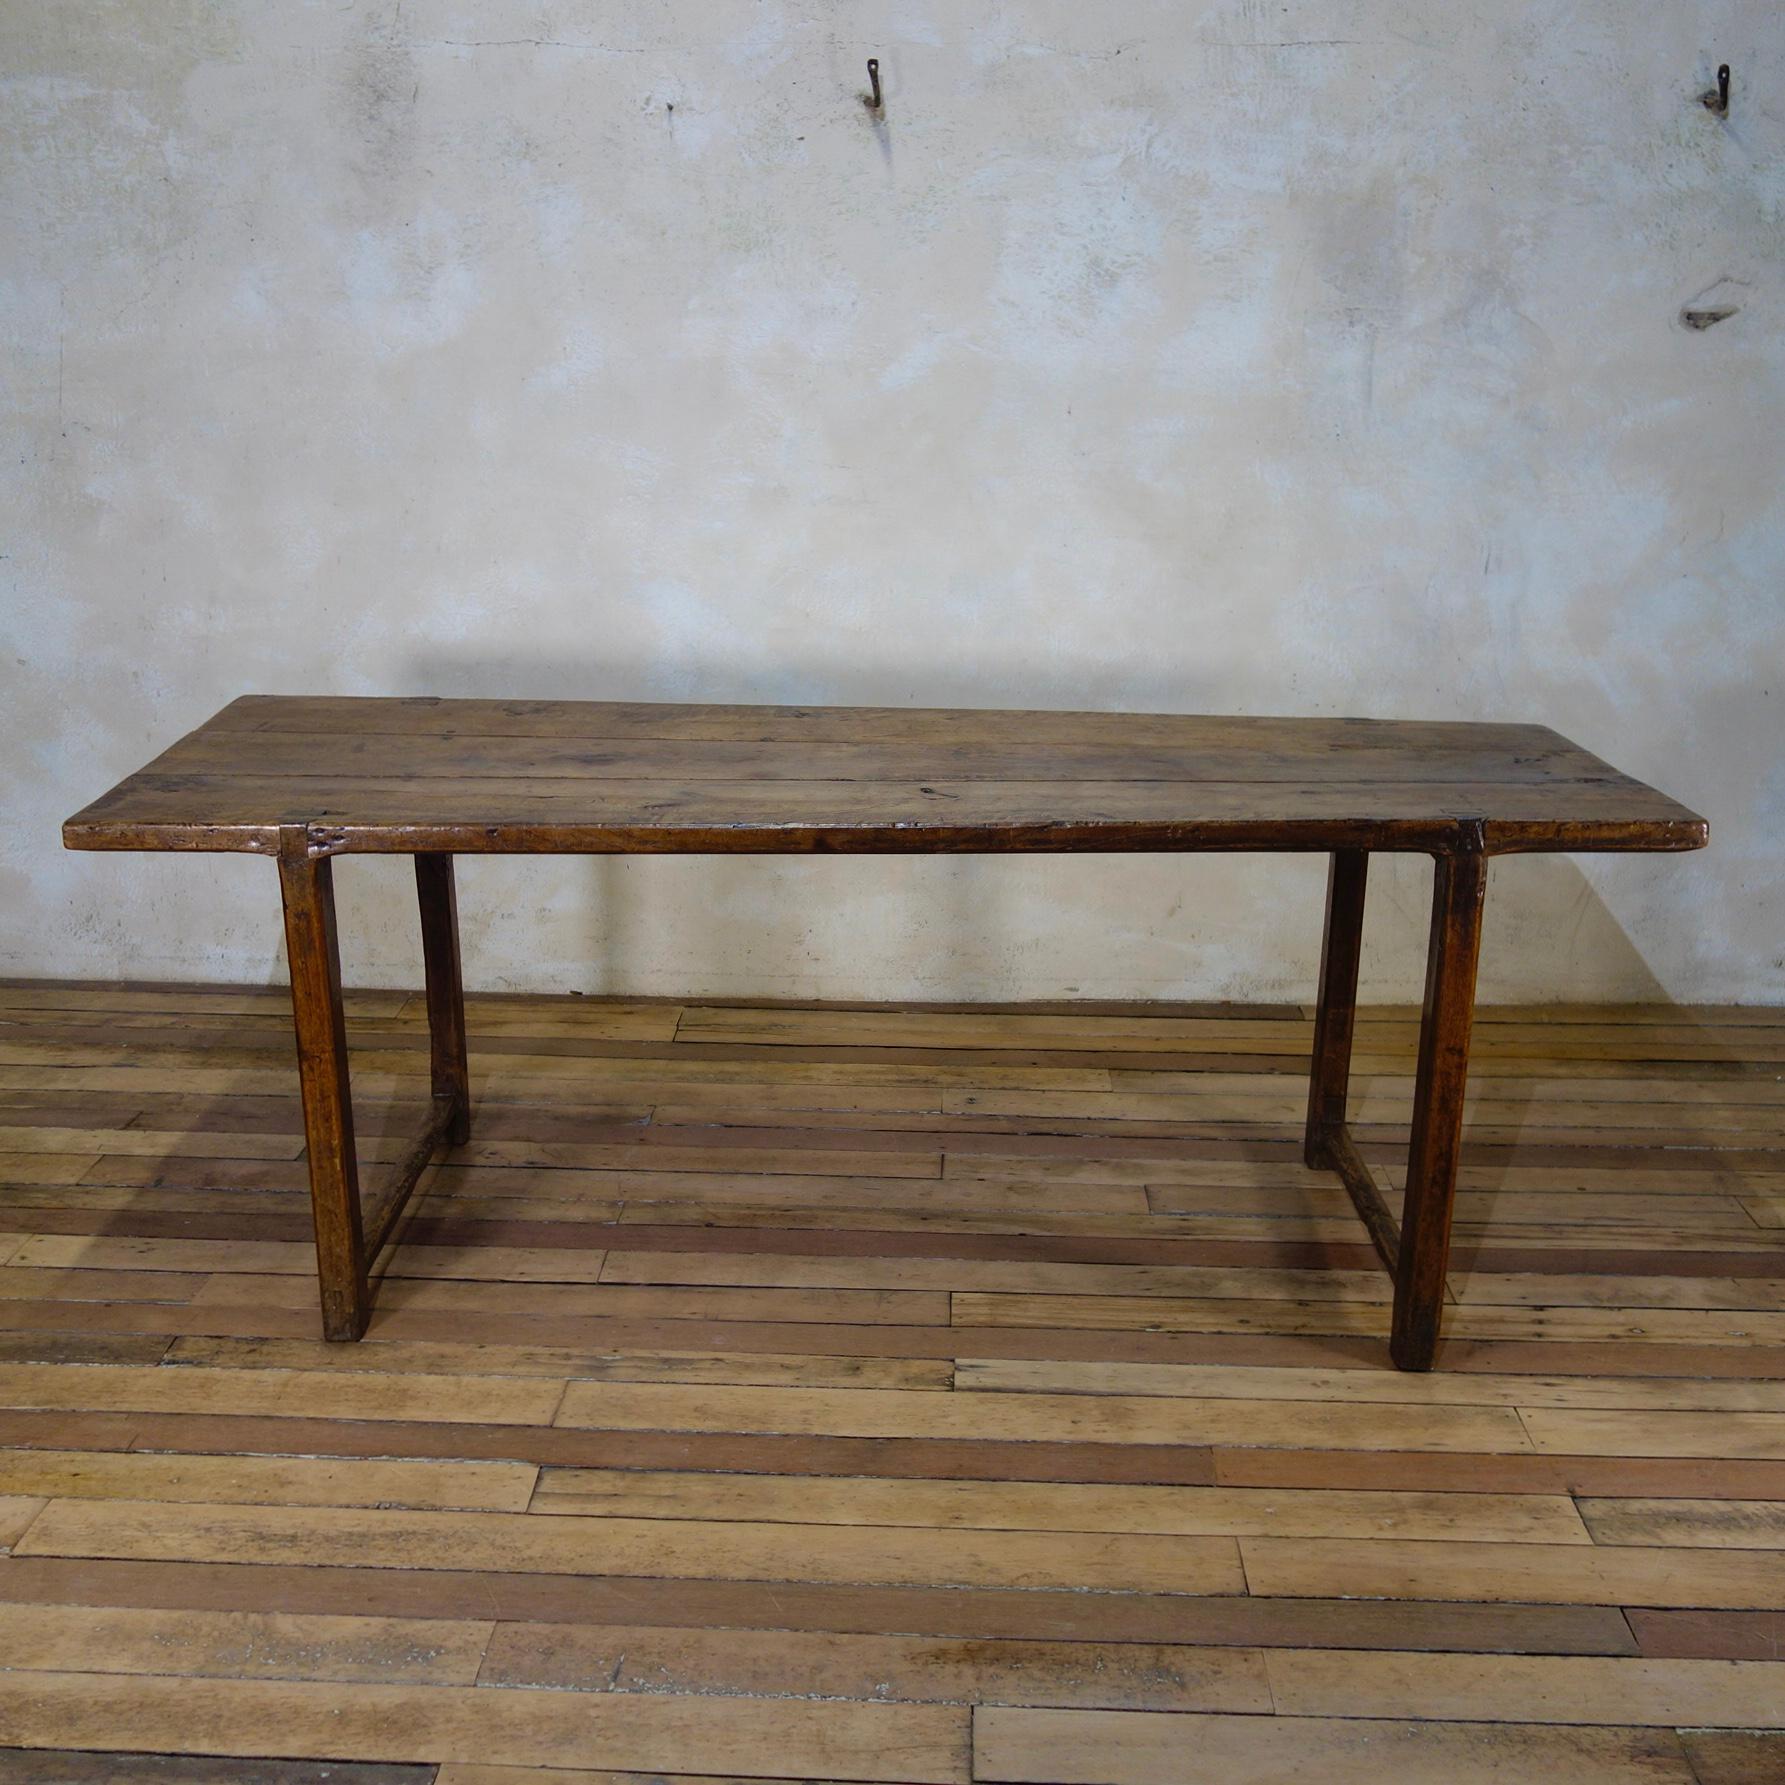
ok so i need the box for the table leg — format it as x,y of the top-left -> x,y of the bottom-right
1304,849 -> 1368,1169
1390,849 -> 1488,1372
278,843 -> 367,1341
415,853 -> 471,1146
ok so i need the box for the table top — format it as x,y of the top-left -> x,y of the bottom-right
63,695 -> 1708,858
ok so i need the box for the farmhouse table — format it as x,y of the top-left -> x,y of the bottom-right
64,696 -> 1707,1370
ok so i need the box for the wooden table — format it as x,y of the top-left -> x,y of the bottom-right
64,695 -> 1707,1369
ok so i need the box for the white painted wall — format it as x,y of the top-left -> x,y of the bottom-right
4,1 -> 1780,1003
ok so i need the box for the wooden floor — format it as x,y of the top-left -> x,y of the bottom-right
0,983 -> 1782,1783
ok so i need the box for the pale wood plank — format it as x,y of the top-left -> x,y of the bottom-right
0,985 -> 409,1017
952,1292 -> 1785,1347
530,1468 -> 1590,1542
1239,1538 -> 1785,1608
193,1271 -> 948,1325
554,1380 -> 1533,1453
0,1496 -> 45,1552
1677,1730 -> 1785,1785
476,1620 -> 1273,1710
0,1265 -> 210,1305
435,1770 -> 839,1785
952,1292 -> 1389,1338
0,1672 -> 967,1781
595,1170 -> 1149,1215
1522,1408 -> 1785,1459
0,1363 -> 565,1425
1265,1649 -> 1785,1726
959,1358 -> 1785,1414
1154,1183 -> 1762,1229
0,1447 -> 538,1512
436,1165 -> 1144,1216
12,1498 -> 1246,1595
166,1335 -> 950,1391
0,1042 -> 1108,1093
12,1236 -> 612,1285
0,1603 -> 491,1685
0,1153 -> 102,1186
434,1770 -> 877,1785
1456,1275 -> 1785,1312
607,1200 -> 1382,1242
1579,1499 -> 1785,1547
597,1250 -> 1397,1302
0,1749 -> 431,1782
972,1707 -> 1693,1784
0,1127 -> 303,1160
956,1086 -> 1785,1134
0,1184 -> 322,1219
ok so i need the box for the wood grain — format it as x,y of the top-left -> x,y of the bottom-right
0,1602 -> 492,1684
0,1447 -> 537,1511
552,1380 -> 1533,1452
1678,1730 -> 1785,1785
0,1673 -> 968,1781
1240,1538 -> 1785,1608
0,1496 -> 45,1552
62,697 -> 1707,856
529,1467 -> 1590,1542
973,1707 -> 1695,1783
1264,1649 -> 1785,1725
14,1498 -> 1248,1595
0,1362 -> 565,1425
476,1620 -> 1274,1711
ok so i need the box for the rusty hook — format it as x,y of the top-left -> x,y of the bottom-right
1701,62 -> 1730,118
864,58 -> 883,117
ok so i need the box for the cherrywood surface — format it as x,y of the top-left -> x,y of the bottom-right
0,981 -> 1782,1778
63,696 -> 1707,857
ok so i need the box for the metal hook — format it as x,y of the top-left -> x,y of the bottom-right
1701,62 -> 1730,118
864,58 -> 883,118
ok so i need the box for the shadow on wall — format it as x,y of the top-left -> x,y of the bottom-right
376,649 -> 1682,1009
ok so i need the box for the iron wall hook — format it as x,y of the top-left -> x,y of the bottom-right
1701,63 -> 1730,118
864,58 -> 884,118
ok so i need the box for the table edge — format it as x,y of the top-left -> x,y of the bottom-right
63,813 -> 1711,857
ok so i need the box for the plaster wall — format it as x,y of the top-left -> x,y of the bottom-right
4,1 -> 1781,1003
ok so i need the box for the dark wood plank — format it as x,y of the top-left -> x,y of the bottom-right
1626,1608 -> 1785,1661
0,1336 -> 171,1368
0,1754 -> 432,1783
1678,1729 -> 1785,1785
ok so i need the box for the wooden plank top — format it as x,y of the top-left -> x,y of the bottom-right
63,695 -> 1708,858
